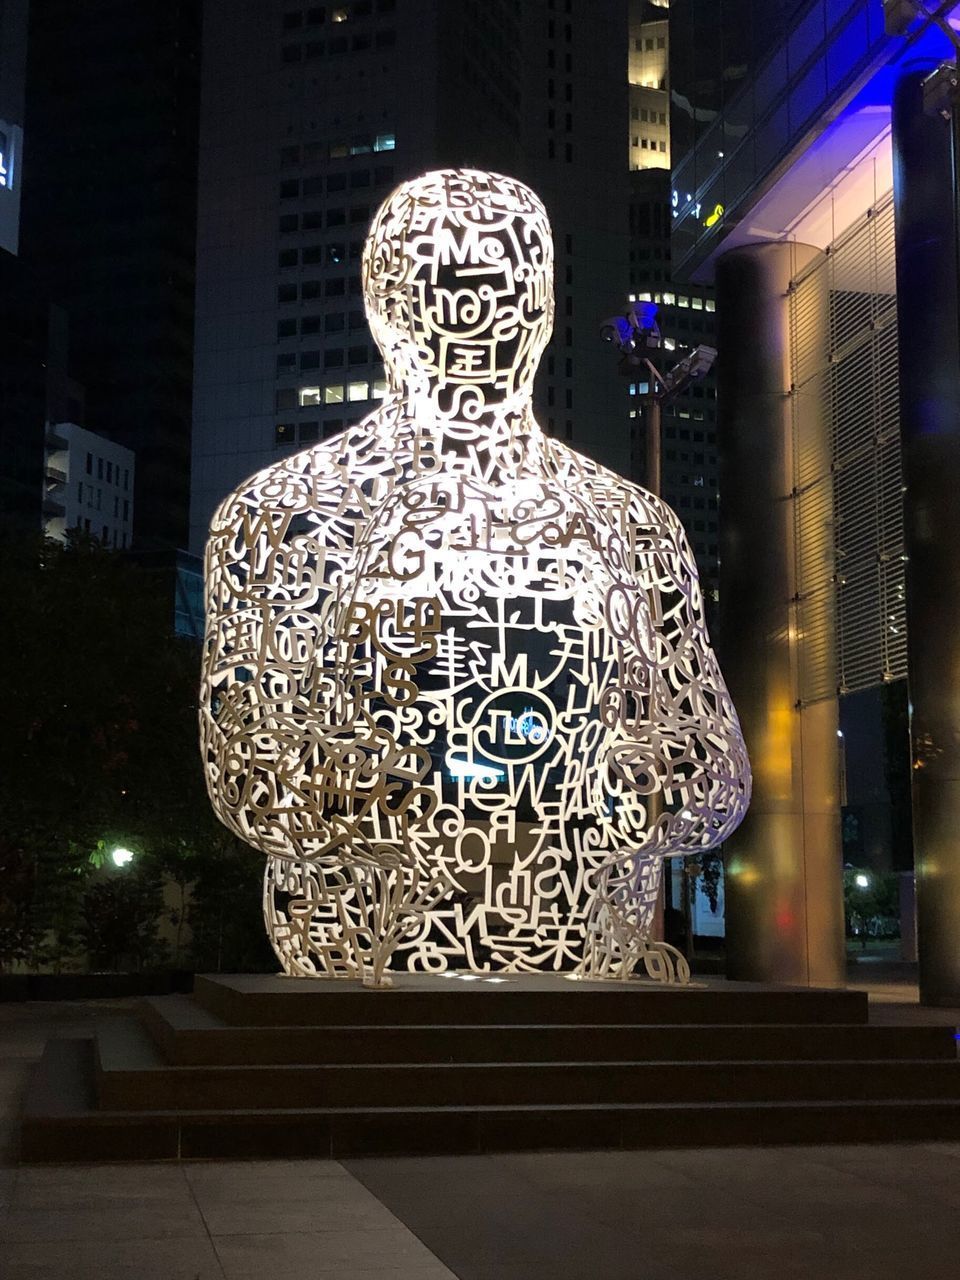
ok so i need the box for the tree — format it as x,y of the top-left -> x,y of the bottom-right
843,867 -> 900,948
0,532 -> 254,971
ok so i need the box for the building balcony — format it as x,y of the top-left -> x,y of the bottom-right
41,493 -> 66,518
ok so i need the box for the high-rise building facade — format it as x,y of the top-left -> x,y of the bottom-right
190,0 -> 629,550
20,0 -> 201,552
0,0 -> 49,532
624,1 -> 719,605
629,0 -> 669,172
0,0 -> 27,255
0,250 -> 72,533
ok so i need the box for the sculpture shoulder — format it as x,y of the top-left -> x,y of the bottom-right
544,439 -> 683,538
208,418 -> 411,543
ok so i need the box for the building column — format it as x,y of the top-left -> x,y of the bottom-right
892,68 -> 960,1007
715,241 -> 846,988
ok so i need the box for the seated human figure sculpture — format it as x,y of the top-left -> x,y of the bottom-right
201,168 -> 751,986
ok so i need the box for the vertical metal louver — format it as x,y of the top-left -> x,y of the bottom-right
788,193 -> 907,705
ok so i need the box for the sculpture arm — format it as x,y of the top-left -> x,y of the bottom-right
605,489 -> 751,858
199,472 -> 345,858
199,486 -> 274,847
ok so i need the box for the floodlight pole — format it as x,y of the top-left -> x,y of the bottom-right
644,393 -> 662,497
640,356 -> 666,496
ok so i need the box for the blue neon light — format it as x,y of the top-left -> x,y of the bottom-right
671,0 -> 960,276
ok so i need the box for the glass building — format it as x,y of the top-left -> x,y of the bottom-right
670,0 -> 960,1005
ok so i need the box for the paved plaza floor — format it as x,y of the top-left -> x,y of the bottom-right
2,983 -> 959,1280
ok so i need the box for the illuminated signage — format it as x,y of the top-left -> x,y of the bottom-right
671,187 -> 702,221
704,203 -> 724,228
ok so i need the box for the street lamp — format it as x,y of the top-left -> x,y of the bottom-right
600,301 -> 717,495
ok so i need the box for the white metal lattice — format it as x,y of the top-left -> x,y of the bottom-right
200,169 -> 751,984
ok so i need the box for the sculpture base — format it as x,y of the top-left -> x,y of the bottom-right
21,973 -> 960,1162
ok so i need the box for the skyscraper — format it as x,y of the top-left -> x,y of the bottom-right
625,0 -> 719,605
190,0 -> 629,551
0,0 -> 27,256
0,0 -> 72,534
20,0 -> 202,552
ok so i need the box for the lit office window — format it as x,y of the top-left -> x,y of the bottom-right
705,298 -> 716,312
347,380 -> 368,401
299,387 -> 322,406
324,384 -> 345,404
374,132 -> 396,152
678,296 -> 689,308
692,296 -> 703,310
662,291 -> 675,305
371,379 -> 388,399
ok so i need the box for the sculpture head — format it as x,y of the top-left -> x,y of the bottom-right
362,169 -> 555,416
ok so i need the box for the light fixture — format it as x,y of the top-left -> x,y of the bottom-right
855,873 -> 870,889
447,760 -> 504,782
111,846 -> 135,868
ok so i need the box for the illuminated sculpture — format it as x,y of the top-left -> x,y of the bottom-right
201,169 -> 751,985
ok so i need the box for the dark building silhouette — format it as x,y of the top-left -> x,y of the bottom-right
19,0 -> 202,552
625,1 -> 719,604
0,251 -> 71,532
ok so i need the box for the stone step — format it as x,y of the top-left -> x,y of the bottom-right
142,995 -> 957,1067
94,1018 -> 960,1111
22,1039 -> 960,1163
194,974 -> 871,1028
